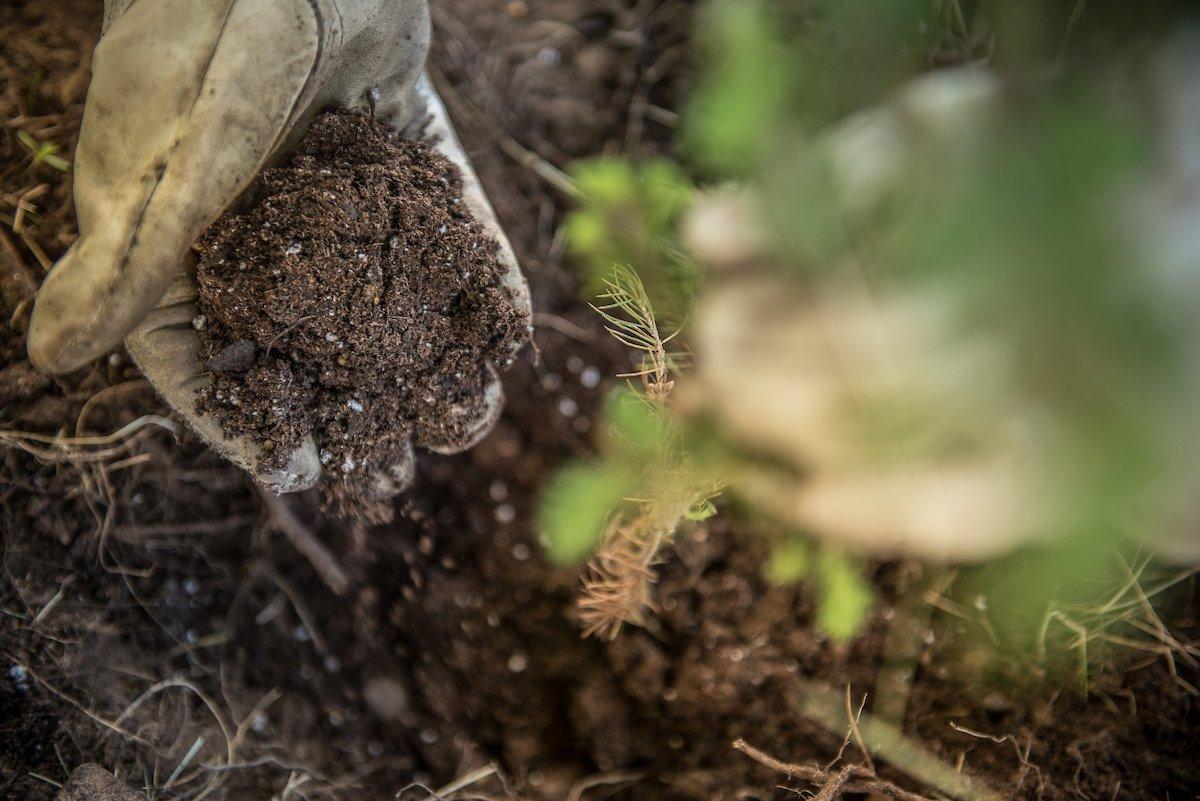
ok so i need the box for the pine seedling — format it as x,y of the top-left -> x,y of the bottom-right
591,265 -> 684,408
538,265 -> 722,639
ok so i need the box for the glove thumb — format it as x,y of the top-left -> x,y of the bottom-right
28,0 -> 323,374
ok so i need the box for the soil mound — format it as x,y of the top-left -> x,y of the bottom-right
195,110 -> 530,519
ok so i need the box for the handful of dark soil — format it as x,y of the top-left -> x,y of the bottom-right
195,110 -> 530,520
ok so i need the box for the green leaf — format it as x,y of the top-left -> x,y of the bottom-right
17,130 -> 70,171
538,460 -> 634,565
764,537 -> 810,585
564,158 -> 698,322
572,158 -> 639,206
816,549 -> 874,643
42,152 -> 70,172
683,0 -> 793,175
685,498 -> 717,522
603,387 -> 672,460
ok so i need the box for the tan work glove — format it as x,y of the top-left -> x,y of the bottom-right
27,0 -> 531,494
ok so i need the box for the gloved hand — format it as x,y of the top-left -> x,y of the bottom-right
27,0 -> 531,494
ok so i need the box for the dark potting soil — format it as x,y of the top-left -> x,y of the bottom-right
194,110 -> 529,519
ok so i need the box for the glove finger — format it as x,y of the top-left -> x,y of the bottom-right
28,0 -> 323,374
369,440 -> 416,500
125,273 -> 321,494
412,74 -> 533,360
421,363 -> 505,455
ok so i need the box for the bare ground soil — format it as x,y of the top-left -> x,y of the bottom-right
2,2 -> 1198,800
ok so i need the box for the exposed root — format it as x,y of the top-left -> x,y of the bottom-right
789,679 -> 1004,801
732,739 -> 935,801
949,724 -> 1046,800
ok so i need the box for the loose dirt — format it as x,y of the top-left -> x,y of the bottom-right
196,110 -> 529,520
2,2 -> 1198,801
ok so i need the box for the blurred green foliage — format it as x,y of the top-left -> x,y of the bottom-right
563,159 -> 699,323
764,536 -> 811,585
539,460 -> 637,564
763,536 -> 875,643
539,385 -> 690,566
817,550 -> 876,643
548,0 -> 1198,664
682,0 -> 1198,663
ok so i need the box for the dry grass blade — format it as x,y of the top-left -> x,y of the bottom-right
1035,553 -> 1200,693
0,415 -> 181,463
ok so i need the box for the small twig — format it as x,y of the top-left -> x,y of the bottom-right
18,663 -> 155,748
0,414 -> 180,447
428,63 -> 579,198
268,567 -> 331,655
163,737 -> 207,791
813,764 -> 857,801
31,575 -> 75,626
843,687 -> 874,773
790,680 -> 1004,801
532,312 -> 595,343
949,724 -> 1045,798
260,491 -> 350,596
27,772 -> 63,789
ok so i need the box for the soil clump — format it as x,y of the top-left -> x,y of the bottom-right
195,110 -> 530,519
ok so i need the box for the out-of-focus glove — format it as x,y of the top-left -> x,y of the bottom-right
683,68 -> 1031,562
27,0 -> 531,494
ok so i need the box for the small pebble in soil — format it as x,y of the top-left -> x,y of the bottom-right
9,664 -> 29,691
